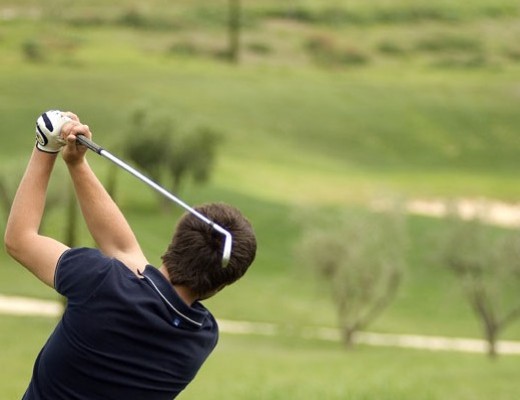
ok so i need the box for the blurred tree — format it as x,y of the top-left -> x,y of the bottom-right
168,126 -> 219,194
22,39 -> 46,63
125,109 -> 172,184
296,209 -> 406,348
228,0 -> 242,63
104,164 -> 120,201
439,214 -> 520,358
123,108 -> 220,209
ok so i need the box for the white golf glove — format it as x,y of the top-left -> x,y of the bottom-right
35,110 -> 72,153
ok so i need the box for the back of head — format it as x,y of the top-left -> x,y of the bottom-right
161,203 -> 257,299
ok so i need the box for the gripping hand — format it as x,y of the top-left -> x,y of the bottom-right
35,110 -> 72,153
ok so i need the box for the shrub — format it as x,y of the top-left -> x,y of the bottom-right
504,47 -> 520,62
116,8 -> 179,30
305,34 -> 369,67
22,39 -> 45,63
433,53 -> 488,69
168,41 -> 201,57
118,8 -> 148,28
377,40 -> 407,56
247,41 -> 272,55
342,45 -> 369,65
415,34 -> 483,53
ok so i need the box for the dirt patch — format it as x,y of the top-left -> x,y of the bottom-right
373,198 -> 520,228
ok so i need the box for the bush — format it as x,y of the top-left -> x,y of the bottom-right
168,41 -> 201,57
118,8 -> 148,28
375,6 -> 458,24
305,34 -> 369,67
116,8 -> 180,30
22,39 -> 45,63
504,47 -> 520,62
415,34 -> 483,53
246,41 -> 272,55
432,53 -> 488,69
377,40 -> 407,56
342,46 -> 370,65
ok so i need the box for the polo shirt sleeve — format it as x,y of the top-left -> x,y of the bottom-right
55,247 -> 112,302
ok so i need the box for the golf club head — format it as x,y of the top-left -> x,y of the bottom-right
215,225 -> 232,268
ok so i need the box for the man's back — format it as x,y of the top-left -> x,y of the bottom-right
24,248 -> 218,400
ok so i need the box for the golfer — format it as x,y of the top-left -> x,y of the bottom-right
4,111 -> 257,399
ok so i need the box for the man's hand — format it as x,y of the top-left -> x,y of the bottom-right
35,110 -> 73,153
61,119 -> 92,165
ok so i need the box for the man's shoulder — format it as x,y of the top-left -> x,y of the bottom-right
54,247 -> 116,299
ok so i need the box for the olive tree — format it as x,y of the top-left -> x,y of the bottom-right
439,214 -> 520,358
296,209 -> 407,347
168,126 -> 219,194
122,108 -> 220,209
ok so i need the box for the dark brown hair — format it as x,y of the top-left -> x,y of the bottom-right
161,203 -> 257,299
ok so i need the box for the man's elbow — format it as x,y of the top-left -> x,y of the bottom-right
4,231 -> 16,258
4,228 -> 24,260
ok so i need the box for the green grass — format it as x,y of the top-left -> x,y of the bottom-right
181,334 -> 520,400
1,61 -> 519,201
0,316 -> 58,399
1,0 -> 520,398
0,10 -> 519,338
2,316 -> 519,400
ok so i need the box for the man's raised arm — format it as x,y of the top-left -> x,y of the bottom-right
4,111 -> 74,287
62,120 -> 149,274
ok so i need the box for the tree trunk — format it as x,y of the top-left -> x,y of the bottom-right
105,164 -> 119,201
171,171 -> 183,198
228,0 -> 241,63
341,327 -> 356,349
485,325 -> 498,359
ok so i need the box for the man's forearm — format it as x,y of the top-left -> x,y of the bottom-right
67,159 -> 142,257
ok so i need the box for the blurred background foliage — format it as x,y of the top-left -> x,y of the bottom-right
1,0 -> 520,398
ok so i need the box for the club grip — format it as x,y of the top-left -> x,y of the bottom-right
76,135 -> 103,154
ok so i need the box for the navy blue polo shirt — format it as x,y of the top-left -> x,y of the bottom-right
23,247 -> 218,400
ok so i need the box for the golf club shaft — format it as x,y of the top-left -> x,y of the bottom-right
75,134 -> 232,267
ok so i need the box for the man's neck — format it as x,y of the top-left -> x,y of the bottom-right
158,265 -> 197,306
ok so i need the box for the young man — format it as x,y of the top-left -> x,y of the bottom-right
4,111 -> 257,400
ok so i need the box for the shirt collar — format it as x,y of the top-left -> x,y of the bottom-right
139,266 -> 206,328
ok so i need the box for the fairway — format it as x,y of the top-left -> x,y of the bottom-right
2,315 -> 519,400
1,0 -> 520,399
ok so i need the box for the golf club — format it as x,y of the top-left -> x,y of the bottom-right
75,134 -> 232,268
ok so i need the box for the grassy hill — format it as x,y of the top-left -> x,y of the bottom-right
2,0 -> 520,322
1,1 -> 520,398
1,0 -> 519,332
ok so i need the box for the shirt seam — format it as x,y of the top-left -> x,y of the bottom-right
54,248 -> 72,290
140,273 -> 204,328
